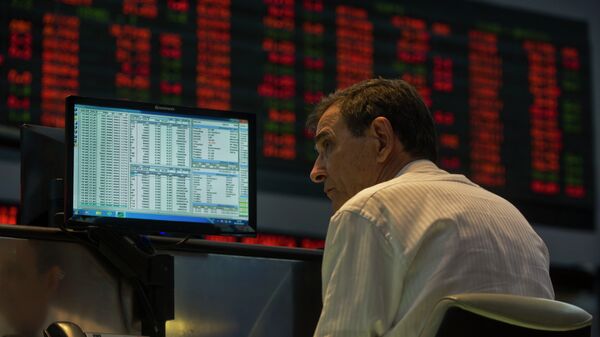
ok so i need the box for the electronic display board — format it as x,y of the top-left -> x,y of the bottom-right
0,0 -> 594,229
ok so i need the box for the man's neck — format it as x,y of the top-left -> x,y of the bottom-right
376,151 -> 414,183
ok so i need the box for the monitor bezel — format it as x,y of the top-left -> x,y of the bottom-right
65,96 -> 257,236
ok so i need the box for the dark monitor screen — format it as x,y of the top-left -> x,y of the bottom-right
20,124 -> 65,225
65,96 -> 256,235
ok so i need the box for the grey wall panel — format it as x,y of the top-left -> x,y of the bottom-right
168,252 -> 321,337
0,236 -> 134,336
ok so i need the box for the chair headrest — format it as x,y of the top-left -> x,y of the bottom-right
419,293 -> 593,337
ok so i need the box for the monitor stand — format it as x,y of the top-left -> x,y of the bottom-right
88,227 -> 174,337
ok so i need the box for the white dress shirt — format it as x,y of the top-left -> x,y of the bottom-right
313,160 -> 554,337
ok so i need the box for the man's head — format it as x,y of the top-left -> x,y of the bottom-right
306,78 -> 437,212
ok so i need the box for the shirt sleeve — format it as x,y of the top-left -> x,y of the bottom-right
313,209 -> 402,337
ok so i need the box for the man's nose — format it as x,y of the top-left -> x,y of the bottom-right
310,157 -> 327,183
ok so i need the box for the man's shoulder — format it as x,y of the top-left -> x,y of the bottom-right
336,174 -> 429,217
333,180 -> 405,224
338,161 -> 490,219
348,164 -> 472,201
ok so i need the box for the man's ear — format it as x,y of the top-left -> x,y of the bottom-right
369,116 -> 396,163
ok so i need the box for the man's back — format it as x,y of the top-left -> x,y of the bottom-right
317,160 -> 554,337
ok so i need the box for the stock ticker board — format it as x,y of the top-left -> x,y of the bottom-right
0,0 -> 595,229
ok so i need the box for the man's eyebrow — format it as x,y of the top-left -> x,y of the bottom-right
313,130 -> 332,152
314,130 -> 332,146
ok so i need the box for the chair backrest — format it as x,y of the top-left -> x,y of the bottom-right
419,293 -> 593,337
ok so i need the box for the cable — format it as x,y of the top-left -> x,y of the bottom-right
156,233 -> 193,250
133,277 -> 160,335
57,222 -> 99,249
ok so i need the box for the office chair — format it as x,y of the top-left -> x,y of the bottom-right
419,293 -> 593,337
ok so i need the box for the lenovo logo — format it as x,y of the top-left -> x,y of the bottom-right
155,105 -> 175,111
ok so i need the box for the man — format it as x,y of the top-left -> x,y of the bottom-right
307,78 -> 554,337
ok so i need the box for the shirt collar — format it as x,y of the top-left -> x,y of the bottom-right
394,159 -> 435,178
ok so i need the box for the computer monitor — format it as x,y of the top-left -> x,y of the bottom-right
64,96 -> 256,235
20,124 -> 65,225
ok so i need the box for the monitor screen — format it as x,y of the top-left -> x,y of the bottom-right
20,124 -> 65,226
65,96 -> 256,235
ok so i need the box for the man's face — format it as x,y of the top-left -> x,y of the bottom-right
310,105 -> 379,212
